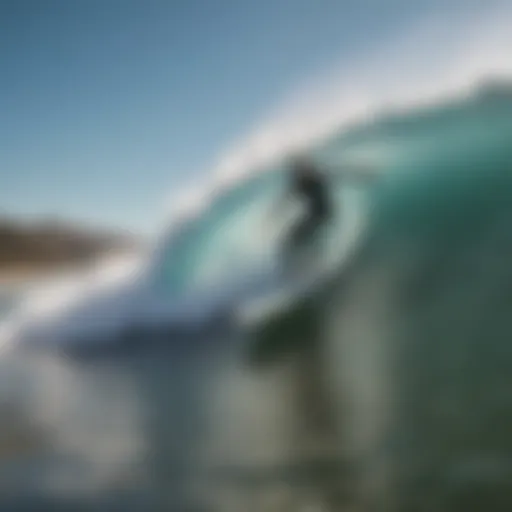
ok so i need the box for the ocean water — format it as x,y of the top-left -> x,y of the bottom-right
1,87 -> 512,511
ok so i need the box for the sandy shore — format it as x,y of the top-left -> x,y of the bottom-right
0,252 -> 140,287
0,265 -> 78,287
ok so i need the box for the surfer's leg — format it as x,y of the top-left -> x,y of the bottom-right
282,215 -> 319,273
294,215 -> 326,249
283,217 -> 307,254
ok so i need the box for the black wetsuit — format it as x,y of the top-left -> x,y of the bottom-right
285,168 -> 332,252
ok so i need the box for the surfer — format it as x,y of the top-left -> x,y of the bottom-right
268,153 -> 378,272
280,155 -> 333,267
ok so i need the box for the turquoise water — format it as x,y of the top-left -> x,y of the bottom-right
2,87 -> 512,510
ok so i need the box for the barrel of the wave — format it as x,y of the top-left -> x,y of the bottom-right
237,182 -> 369,366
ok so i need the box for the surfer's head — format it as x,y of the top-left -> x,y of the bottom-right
289,153 -> 316,178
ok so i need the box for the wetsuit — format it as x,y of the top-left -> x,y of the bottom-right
285,167 -> 332,254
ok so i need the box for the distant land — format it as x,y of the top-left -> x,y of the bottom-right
0,217 -> 142,282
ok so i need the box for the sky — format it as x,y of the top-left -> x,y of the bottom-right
2,0 -> 511,235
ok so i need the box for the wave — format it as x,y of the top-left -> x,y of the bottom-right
1,76 -> 512,352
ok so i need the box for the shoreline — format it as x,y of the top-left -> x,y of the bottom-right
0,251 -> 142,288
0,263 -> 92,287
0,268 -> 55,286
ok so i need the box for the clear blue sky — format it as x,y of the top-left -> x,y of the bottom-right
0,0 -> 490,234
